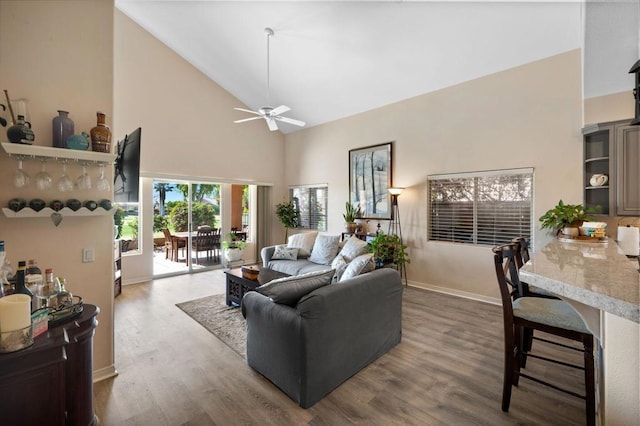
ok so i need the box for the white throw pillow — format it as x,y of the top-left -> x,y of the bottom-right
271,246 -> 299,261
340,253 -> 375,281
287,231 -> 318,258
337,235 -> 370,263
330,254 -> 348,282
309,234 -> 341,265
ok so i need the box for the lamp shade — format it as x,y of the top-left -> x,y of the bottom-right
388,187 -> 404,196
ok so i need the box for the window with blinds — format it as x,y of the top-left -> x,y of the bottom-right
428,169 -> 533,246
290,185 -> 328,231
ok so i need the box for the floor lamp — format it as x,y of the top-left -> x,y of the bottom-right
388,187 -> 407,285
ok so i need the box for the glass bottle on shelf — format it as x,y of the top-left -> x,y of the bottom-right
90,111 -> 112,153
52,110 -> 74,148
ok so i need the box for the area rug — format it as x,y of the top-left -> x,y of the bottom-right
176,294 -> 246,359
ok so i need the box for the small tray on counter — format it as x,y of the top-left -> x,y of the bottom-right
557,234 -> 609,244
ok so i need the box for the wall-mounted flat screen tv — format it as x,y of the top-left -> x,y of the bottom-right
114,127 -> 141,203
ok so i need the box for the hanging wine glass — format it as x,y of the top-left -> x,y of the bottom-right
75,163 -> 92,190
96,163 -> 110,192
57,161 -> 74,192
35,159 -> 53,191
13,157 -> 30,188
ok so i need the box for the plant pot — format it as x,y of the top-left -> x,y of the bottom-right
344,222 -> 357,233
224,248 -> 243,262
561,226 -> 580,237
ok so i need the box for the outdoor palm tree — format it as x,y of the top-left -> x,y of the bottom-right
154,183 -> 175,216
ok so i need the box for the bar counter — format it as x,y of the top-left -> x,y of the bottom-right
520,238 -> 639,425
520,238 -> 639,323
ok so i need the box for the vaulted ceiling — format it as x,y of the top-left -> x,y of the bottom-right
116,1 -> 639,133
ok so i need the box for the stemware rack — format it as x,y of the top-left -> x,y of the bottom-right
1,143 -> 117,220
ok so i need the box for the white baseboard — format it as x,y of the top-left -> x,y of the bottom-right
406,280 -> 501,306
93,365 -> 119,383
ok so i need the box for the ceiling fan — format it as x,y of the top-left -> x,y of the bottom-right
234,27 -> 306,132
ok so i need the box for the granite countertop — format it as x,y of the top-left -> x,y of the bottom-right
520,238 -> 640,323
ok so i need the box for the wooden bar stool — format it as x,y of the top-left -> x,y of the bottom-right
493,243 -> 596,426
511,237 -> 559,299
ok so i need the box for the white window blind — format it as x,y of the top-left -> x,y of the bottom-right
290,185 -> 328,231
428,169 -> 533,246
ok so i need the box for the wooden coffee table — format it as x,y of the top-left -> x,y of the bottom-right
225,266 -> 290,306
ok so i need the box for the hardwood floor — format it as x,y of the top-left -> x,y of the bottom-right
94,269 -> 587,425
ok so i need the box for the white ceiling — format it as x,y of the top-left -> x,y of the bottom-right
116,1 -> 638,134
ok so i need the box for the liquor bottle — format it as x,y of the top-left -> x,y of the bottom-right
39,268 -> 60,308
26,259 -> 44,309
14,261 -> 33,311
90,111 -> 112,153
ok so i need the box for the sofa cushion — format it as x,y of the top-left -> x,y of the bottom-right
257,269 -> 334,306
287,232 -> 318,258
272,245 -> 299,261
337,235 -> 370,263
308,234 -> 341,265
268,259 -> 332,276
340,253 -> 375,281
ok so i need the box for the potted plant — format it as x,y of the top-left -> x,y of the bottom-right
367,233 -> 410,268
539,200 -> 592,237
222,232 -> 248,262
275,200 -> 300,242
343,202 -> 362,233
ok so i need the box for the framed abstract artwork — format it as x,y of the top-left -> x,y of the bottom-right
348,142 -> 393,220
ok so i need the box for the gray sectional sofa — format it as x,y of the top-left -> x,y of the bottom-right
241,268 -> 403,408
261,244 -> 332,275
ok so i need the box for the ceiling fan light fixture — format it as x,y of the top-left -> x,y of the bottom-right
233,27 -> 305,132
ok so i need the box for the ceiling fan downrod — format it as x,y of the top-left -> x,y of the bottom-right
265,27 -> 273,107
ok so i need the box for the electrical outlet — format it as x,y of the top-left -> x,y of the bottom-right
83,247 -> 95,263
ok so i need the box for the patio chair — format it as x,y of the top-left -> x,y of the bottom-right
162,228 -> 185,262
193,228 -> 217,264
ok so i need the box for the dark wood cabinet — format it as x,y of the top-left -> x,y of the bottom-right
0,304 -> 99,426
583,119 -> 636,216
616,125 -> 640,216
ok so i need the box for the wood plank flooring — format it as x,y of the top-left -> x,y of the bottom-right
93,269 -> 587,425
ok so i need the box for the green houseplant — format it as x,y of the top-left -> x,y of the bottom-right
275,200 -> 300,242
367,233 -> 410,268
539,200 -> 592,236
343,202 -> 362,233
222,233 -> 248,264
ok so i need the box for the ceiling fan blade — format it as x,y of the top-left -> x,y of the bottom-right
234,107 -> 262,116
270,105 -> 291,116
234,117 -> 263,124
274,116 -> 306,127
266,118 -> 279,131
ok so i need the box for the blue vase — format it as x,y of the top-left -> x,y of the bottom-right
52,110 -> 74,148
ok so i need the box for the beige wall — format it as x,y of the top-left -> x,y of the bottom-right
585,91 -> 635,124
114,11 -> 286,283
0,0 -> 115,376
286,49 -> 583,300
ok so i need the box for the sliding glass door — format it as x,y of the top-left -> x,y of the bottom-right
152,179 -> 253,277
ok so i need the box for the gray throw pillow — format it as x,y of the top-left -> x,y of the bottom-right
308,234 -> 340,265
257,270 -> 334,306
337,235 -> 370,263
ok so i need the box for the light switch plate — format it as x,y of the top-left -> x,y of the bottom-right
83,247 -> 95,263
